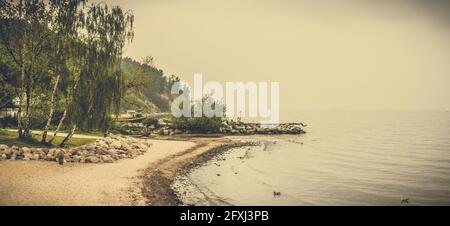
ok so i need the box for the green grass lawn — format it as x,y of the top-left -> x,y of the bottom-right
0,129 -> 96,148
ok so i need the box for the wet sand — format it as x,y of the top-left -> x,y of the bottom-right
0,139 -> 198,206
140,136 -> 250,205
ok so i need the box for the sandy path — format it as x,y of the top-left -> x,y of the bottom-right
0,139 -> 195,206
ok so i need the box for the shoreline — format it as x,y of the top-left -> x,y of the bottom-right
0,138 -> 197,205
139,135 -> 254,205
0,134 -> 253,206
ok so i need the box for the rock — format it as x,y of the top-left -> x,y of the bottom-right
136,144 -> 148,151
120,143 -> 131,151
110,141 -> 122,149
22,147 -> 31,154
96,140 -> 108,148
23,152 -> 32,161
127,149 -> 140,158
47,148 -> 57,157
30,153 -> 40,160
85,156 -> 100,163
45,154 -> 55,161
103,137 -> 113,145
0,144 -> 8,151
72,155 -> 82,162
105,149 -> 118,155
9,153 -> 17,160
101,155 -> 114,163
0,134 -> 155,163
2,147 -> 12,156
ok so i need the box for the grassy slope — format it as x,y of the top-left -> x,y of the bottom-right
0,129 -> 95,148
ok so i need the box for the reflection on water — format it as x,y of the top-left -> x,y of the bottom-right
173,111 -> 450,205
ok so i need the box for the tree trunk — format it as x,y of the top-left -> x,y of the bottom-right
48,106 -> 66,144
17,44 -> 26,139
20,38 -> 32,139
41,74 -> 60,143
22,73 -> 31,139
59,124 -> 76,147
17,92 -> 23,138
49,80 -> 78,144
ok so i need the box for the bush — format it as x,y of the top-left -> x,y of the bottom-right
169,96 -> 225,133
170,116 -> 223,133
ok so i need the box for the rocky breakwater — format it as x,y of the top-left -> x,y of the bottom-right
0,135 -> 152,164
150,121 -> 306,136
219,121 -> 306,135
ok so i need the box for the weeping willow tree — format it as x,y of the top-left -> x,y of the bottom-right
59,2 -> 133,147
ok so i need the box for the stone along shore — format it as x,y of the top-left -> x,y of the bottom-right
0,135 -> 152,164
142,121 -> 306,136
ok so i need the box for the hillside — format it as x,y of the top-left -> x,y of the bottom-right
121,57 -> 179,114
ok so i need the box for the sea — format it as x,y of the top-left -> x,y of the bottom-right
172,110 -> 450,205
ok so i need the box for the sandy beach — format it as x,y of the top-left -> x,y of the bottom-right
0,137 -> 239,206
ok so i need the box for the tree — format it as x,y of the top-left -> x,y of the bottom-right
1,0 -> 133,146
59,2 -> 134,147
41,0 -> 87,144
0,0 -> 53,139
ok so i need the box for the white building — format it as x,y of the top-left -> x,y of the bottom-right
0,107 -> 19,119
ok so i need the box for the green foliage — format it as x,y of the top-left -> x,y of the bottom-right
169,97 -> 225,133
170,116 -> 223,133
0,0 -> 135,144
121,57 -> 179,113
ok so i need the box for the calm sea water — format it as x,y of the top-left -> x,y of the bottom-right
173,111 -> 450,205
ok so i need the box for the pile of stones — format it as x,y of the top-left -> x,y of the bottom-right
0,135 -> 152,163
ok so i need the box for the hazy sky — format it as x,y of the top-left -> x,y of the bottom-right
104,0 -> 449,111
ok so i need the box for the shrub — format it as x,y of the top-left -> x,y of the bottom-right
169,96 -> 225,133
170,116 -> 222,133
